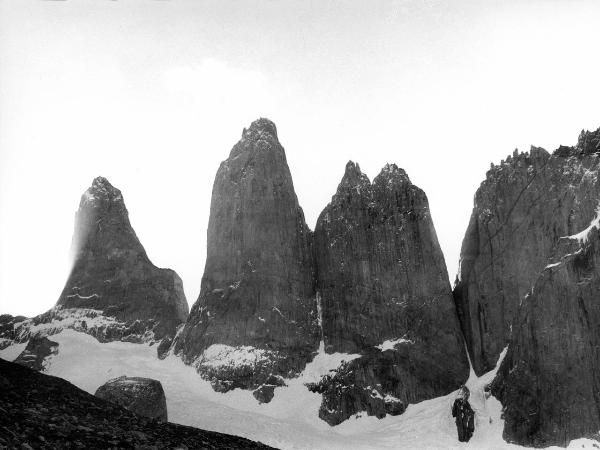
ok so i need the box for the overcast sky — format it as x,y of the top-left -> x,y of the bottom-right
1,0 -> 599,317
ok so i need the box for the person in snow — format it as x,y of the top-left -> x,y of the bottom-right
452,385 -> 475,442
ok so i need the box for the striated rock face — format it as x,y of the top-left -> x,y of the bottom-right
174,118 -> 319,394
312,162 -> 469,424
95,376 -> 168,422
454,129 -> 600,375
55,177 -> 188,348
492,216 -> 600,446
14,335 -> 59,371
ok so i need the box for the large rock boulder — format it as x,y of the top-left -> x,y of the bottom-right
54,177 -> 189,348
312,162 -> 469,424
454,128 -> 600,375
174,118 -> 319,395
95,376 -> 168,422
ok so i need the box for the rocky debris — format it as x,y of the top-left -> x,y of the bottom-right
175,118 -> 319,395
312,162 -> 469,424
54,177 -> 188,349
491,215 -> 600,447
95,376 -> 168,422
454,134 -> 600,375
0,358 -> 274,449
14,335 -> 59,372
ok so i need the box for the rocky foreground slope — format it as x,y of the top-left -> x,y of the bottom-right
174,118 -> 319,399
0,177 -> 189,356
311,161 -> 469,424
0,358 -> 273,449
454,129 -> 600,375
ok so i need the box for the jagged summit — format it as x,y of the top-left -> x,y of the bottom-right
338,161 -> 370,191
577,127 -> 600,154
82,176 -> 123,204
374,163 -> 411,185
246,117 -> 278,138
231,118 -> 281,160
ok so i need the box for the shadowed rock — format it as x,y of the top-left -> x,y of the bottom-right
312,161 -> 469,424
55,177 -> 188,349
454,130 -> 600,375
95,376 -> 168,422
14,335 -> 59,371
492,216 -> 600,447
174,118 -> 319,396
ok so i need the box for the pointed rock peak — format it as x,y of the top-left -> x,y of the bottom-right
577,127 -> 600,154
242,117 -> 278,140
342,160 -> 370,184
374,163 -> 411,186
83,176 -> 123,203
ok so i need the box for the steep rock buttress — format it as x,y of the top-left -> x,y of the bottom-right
174,119 -> 319,398
311,161 -> 469,424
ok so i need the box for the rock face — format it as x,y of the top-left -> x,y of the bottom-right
14,335 -> 59,371
492,217 -> 600,446
55,177 -> 188,348
0,359 -> 274,449
454,128 -> 600,375
174,118 -> 319,394
312,162 -> 469,424
95,376 -> 168,422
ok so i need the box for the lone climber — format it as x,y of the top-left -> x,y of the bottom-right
452,385 -> 475,442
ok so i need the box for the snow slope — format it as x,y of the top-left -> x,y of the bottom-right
0,331 -> 597,450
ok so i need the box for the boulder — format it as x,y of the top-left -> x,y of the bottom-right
95,376 -> 168,422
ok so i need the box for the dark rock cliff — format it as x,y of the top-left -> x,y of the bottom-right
174,118 -> 319,395
454,128 -> 600,375
492,216 -> 600,447
55,177 -> 189,345
312,162 -> 469,424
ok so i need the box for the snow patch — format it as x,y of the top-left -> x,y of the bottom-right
375,336 -> 414,351
196,344 -> 278,371
21,330 -> 596,450
562,205 -> 600,244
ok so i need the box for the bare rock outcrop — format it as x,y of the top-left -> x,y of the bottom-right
492,215 -> 600,446
55,177 -> 189,348
174,118 -> 319,395
312,162 -> 469,424
454,129 -> 600,374
95,376 -> 168,422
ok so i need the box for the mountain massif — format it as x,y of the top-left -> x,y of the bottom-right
2,119 -> 600,448
0,177 -> 189,356
170,118 -> 468,421
455,127 -> 600,446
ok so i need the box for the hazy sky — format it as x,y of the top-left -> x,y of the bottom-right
1,0 -> 599,317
